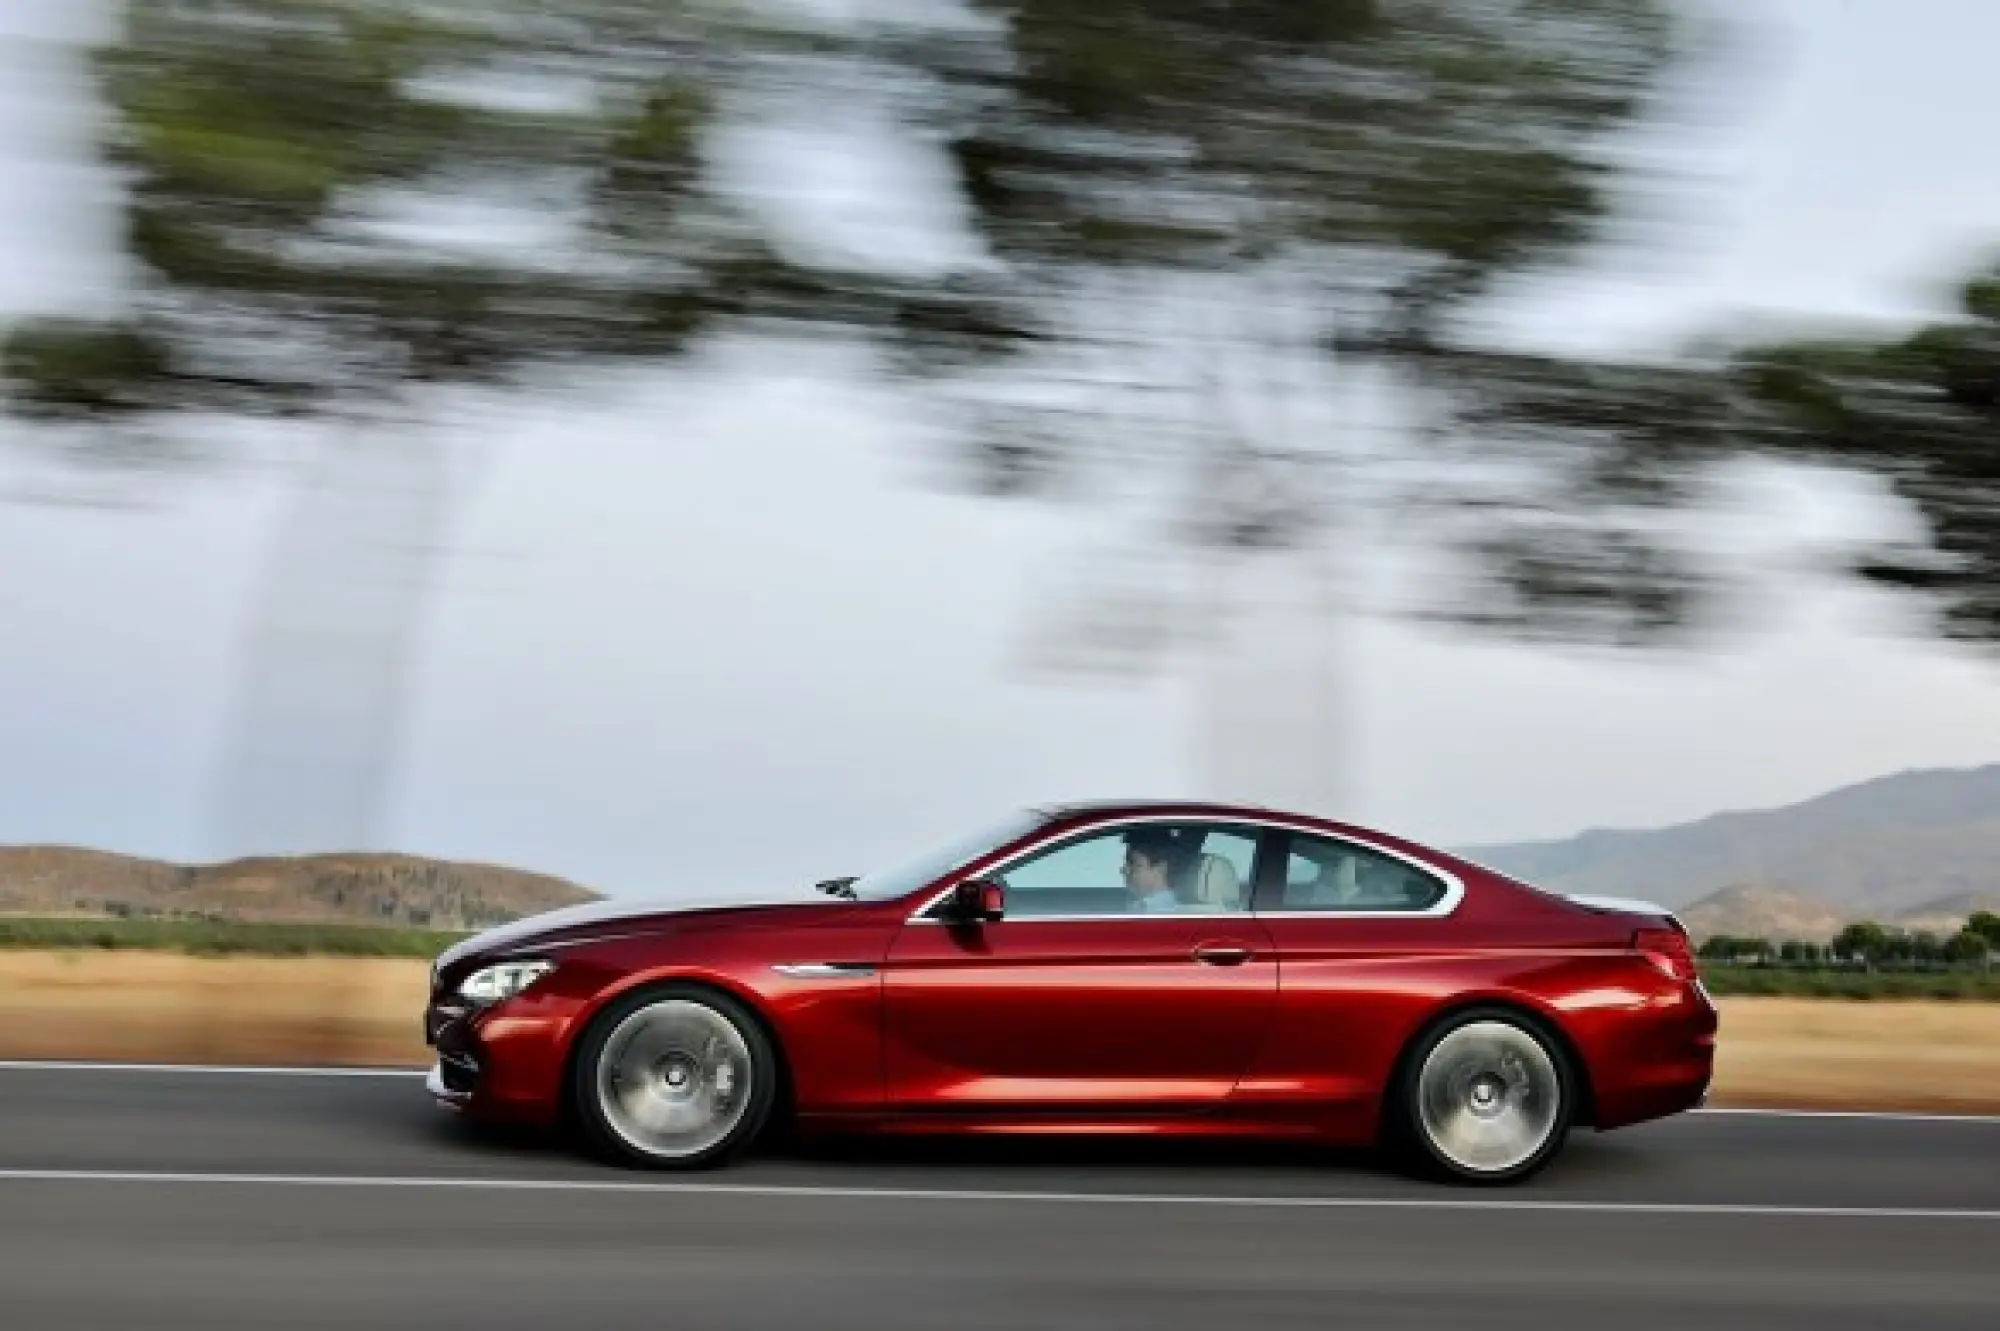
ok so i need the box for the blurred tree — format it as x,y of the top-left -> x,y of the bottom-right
1697,934 -> 1775,963
1832,920 -> 1889,967
1734,257 -> 2000,643
4,0 -> 1753,839
877,7 -> 2000,808
853,1 -> 1732,630
0,0 -> 876,851
24,2 -> 2000,844
3,1 -> 775,421
1970,910 -> 2000,946
803,0 -> 1753,808
859,9 -> 2000,810
1696,934 -> 1741,961
1944,928 -> 1989,966
1776,939 -> 1818,965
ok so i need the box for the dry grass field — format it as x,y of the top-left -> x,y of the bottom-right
1711,996 -> 2000,1114
0,953 -> 431,1067
1,954 -> 1996,1113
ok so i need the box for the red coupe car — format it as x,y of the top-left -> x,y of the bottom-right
424,801 -> 1716,1183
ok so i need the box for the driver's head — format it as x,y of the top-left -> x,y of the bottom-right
1121,829 -> 1176,896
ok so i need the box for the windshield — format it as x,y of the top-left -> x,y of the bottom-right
844,808 -> 1050,903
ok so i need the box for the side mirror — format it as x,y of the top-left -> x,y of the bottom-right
950,877 -> 1006,923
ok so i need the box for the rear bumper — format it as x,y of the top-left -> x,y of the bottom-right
1587,980 -> 1719,1131
1599,1049 -> 1714,1129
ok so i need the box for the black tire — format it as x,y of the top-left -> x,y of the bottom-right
1387,1005 -> 1574,1186
570,983 -> 778,1170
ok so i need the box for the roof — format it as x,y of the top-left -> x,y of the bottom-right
1018,800 -> 1470,886
1025,799 -> 1450,860
1035,797 -> 1320,820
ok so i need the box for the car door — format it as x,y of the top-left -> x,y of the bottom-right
1240,828 -> 1467,1124
881,821 -> 1278,1117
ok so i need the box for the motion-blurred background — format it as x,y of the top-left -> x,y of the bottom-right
1,0 -> 1998,1104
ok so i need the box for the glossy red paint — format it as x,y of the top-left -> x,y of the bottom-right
882,914 -> 1279,1116
423,801 -> 1716,1150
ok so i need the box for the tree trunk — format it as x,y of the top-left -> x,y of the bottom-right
211,409 -> 452,857
1193,532 -> 1348,817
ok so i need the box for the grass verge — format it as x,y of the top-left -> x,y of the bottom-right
1699,965 -> 2000,1000
0,916 -> 469,958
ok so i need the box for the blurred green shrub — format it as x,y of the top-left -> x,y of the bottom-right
0,917 -> 466,958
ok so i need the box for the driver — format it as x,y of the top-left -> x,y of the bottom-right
1120,828 -> 1183,913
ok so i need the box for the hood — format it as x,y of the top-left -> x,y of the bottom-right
433,892 -> 838,971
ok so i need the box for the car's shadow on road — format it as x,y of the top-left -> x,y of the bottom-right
414,1106 -> 1670,1193
765,1131 -> 1386,1176
764,1130 -> 1669,1190
414,1107 -> 1392,1175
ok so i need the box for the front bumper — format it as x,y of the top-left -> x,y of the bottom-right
423,994 -> 483,1109
420,986 -> 573,1126
424,1059 -> 471,1109
424,1047 -> 481,1107
425,995 -> 472,1046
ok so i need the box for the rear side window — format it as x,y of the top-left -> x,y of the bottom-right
1274,833 -> 1446,913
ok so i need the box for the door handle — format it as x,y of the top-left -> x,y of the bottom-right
1192,944 -> 1254,967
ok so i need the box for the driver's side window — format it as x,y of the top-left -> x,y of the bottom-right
995,823 -> 1259,917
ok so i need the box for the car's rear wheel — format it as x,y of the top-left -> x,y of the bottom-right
572,985 -> 777,1169
1394,1008 -> 1573,1185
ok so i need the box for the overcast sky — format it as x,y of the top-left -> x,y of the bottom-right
5,0 -> 2000,897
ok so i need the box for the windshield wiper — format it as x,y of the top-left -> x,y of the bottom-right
814,876 -> 858,899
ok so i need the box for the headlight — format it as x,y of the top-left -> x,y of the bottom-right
457,960 -> 555,1006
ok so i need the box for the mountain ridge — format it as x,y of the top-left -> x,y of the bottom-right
0,846 -> 599,930
1457,761 -> 2000,925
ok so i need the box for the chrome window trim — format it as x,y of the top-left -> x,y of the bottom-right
1251,910 -> 1460,920
917,912 -> 1259,924
1262,826 -> 1460,918
903,812 -> 1465,924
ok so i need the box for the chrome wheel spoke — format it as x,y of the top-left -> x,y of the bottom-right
1417,1021 -> 1561,1175
596,999 -> 754,1160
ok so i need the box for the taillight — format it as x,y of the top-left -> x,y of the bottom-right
1633,927 -> 1698,982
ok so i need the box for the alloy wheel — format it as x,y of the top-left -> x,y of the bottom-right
1414,1018 -> 1565,1177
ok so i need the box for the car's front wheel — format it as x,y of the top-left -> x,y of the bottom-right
572,985 -> 777,1169
1393,1007 -> 1573,1185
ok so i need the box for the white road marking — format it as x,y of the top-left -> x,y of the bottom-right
0,1168 -> 1993,1220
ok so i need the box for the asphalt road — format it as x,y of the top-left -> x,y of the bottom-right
0,1064 -> 1995,1330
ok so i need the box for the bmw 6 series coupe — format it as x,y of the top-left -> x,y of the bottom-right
424,801 -> 1716,1184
